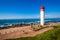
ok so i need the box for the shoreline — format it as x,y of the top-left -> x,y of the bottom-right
0,22 -> 60,40
0,22 -> 60,29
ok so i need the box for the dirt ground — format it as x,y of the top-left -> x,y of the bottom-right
0,27 -> 53,40
0,22 -> 60,40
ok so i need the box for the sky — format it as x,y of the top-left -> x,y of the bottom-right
0,0 -> 60,19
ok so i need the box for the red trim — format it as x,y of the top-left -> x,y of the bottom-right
40,6 -> 45,11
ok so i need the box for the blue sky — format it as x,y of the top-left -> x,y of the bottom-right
0,0 -> 60,19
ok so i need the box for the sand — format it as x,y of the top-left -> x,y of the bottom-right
0,22 -> 60,40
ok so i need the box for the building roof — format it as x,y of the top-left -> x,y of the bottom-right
40,6 -> 45,9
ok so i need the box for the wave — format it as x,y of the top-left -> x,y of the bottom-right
0,18 -> 60,27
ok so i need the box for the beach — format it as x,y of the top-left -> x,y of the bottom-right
0,22 -> 60,40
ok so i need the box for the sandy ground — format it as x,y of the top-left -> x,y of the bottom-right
0,22 -> 60,40
0,27 -> 53,40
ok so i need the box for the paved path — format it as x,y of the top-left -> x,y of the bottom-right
0,26 -> 53,40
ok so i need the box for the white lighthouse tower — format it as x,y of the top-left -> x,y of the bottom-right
40,6 -> 45,26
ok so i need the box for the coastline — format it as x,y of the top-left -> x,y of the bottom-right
0,22 -> 60,33
0,22 -> 60,29
0,18 -> 60,28
0,22 -> 60,40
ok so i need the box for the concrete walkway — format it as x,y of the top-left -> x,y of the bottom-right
0,26 -> 53,40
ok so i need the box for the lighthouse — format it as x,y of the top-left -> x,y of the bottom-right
40,6 -> 45,26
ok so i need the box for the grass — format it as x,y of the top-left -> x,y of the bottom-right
6,25 -> 60,40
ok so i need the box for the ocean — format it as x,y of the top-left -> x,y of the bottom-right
0,18 -> 60,27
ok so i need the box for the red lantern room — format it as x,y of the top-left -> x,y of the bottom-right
40,6 -> 45,11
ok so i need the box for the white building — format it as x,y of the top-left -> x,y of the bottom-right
40,6 -> 45,26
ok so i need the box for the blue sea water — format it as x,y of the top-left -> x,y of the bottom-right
0,18 -> 60,27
